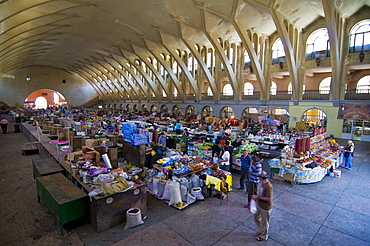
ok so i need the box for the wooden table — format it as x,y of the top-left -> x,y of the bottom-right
36,173 -> 89,235
32,157 -> 63,178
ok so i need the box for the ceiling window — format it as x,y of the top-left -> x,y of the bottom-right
272,38 -> 286,59
349,19 -> 370,53
207,87 -> 213,96
306,28 -> 330,58
270,81 -> 277,95
243,82 -> 254,95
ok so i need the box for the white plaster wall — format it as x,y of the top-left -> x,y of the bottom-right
0,66 -> 98,106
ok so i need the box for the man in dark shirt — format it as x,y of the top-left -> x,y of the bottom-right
238,149 -> 251,190
212,140 -> 221,158
252,170 -> 273,241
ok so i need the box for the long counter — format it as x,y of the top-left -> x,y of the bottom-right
21,122 -> 147,232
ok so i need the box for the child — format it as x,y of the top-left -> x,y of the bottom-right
212,152 -> 219,164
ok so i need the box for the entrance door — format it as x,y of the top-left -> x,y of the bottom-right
352,120 -> 363,141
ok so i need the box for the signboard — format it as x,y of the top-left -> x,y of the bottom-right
337,103 -> 370,120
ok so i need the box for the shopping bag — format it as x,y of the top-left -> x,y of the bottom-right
250,199 -> 257,214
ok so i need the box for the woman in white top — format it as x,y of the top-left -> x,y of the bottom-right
220,145 -> 230,171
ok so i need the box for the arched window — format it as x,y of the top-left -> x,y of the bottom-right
288,82 -> 306,94
173,88 -> 178,97
319,77 -> 331,94
172,61 -> 178,74
244,50 -> 251,68
272,38 -> 286,61
288,82 -> 293,94
302,108 -> 327,127
270,81 -> 277,95
357,75 -> 370,93
207,87 -> 213,96
243,82 -> 254,95
349,19 -> 370,52
223,84 -> 233,96
306,28 -> 330,58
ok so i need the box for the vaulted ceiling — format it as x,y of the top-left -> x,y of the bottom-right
1,0 -> 369,80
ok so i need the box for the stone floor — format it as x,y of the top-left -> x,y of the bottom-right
1,114 -> 370,246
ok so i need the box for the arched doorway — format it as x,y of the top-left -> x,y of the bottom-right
24,89 -> 67,109
185,105 -> 196,115
302,108 -> 327,127
172,105 -> 181,115
220,106 -> 234,119
201,106 -> 214,117
151,105 -> 158,113
160,105 -> 169,114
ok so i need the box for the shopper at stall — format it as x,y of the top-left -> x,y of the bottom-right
0,117 -> 9,134
230,137 -> 243,165
252,170 -> 273,241
210,163 -> 228,200
246,155 -> 262,211
238,150 -> 251,190
175,120 -> 182,135
158,132 -> 166,146
216,127 -> 225,142
212,152 -> 219,164
344,140 -> 355,170
212,140 -> 221,158
219,145 -> 230,171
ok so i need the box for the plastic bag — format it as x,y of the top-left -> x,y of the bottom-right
250,199 -> 257,214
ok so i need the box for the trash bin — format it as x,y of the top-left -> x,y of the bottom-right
14,123 -> 20,133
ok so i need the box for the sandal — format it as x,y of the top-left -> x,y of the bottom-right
256,237 -> 265,241
253,232 -> 261,237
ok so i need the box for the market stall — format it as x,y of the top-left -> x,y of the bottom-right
268,130 -> 343,183
145,150 -> 232,209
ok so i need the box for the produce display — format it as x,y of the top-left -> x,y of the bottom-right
269,130 -> 343,184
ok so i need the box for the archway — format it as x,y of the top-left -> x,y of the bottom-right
220,106 -> 234,119
24,89 -> 67,109
201,106 -> 214,117
151,105 -> 158,113
160,105 -> 169,114
242,107 -> 258,121
302,108 -> 327,127
172,105 -> 181,115
185,105 -> 196,115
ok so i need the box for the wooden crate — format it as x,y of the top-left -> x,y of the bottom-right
283,172 -> 296,182
22,142 -> 39,155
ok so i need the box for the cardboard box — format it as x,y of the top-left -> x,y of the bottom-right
273,173 -> 284,181
333,169 -> 341,178
85,139 -> 99,147
284,172 -> 296,182
82,147 -> 101,162
67,151 -> 83,161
